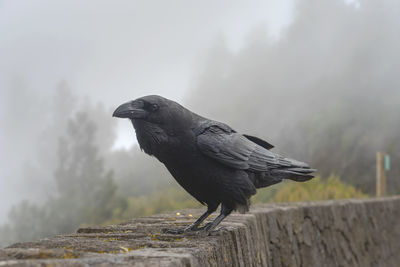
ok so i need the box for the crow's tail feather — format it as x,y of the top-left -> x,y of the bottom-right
271,167 -> 316,182
271,156 -> 316,182
250,156 -> 316,189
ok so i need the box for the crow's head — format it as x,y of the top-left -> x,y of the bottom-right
113,95 -> 195,129
113,94 -> 184,121
114,95 -> 161,119
113,95 -> 195,155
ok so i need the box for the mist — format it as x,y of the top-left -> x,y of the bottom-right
1,0 -> 399,246
186,0 -> 400,192
0,0 -> 294,221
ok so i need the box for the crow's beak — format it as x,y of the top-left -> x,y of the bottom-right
113,101 -> 148,119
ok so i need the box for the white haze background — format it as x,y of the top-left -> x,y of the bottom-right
0,0 -> 297,221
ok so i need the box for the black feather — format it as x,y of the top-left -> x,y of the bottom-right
243,134 -> 274,150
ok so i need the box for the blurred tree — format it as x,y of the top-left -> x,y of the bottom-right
50,111 -> 126,232
0,111 -> 127,247
107,148 -> 173,197
187,0 -> 400,195
0,201 -> 48,247
80,98 -> 117,155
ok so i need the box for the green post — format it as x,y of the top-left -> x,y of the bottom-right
384,154 -> 390,171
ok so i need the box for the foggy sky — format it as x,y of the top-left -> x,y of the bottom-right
186,0 -> 400,193
0,0 -> 294,221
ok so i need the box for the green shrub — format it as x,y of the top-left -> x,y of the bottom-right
253,175 -> 368,203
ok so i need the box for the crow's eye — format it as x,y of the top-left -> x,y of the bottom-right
151,104 -> 159,111
135,100 -> 144,107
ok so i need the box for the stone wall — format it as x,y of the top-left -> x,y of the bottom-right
0,196 -> 399,266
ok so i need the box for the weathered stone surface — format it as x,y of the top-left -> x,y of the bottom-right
0,197 -> 399,266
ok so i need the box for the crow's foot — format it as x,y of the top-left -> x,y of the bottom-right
163,225 -> 199,235
183,226 -> 228,237
208,226 -> 229,236
164,228 -> 185,234
182,228 -> 210,237
164,225 -> 210,237
164,223 -> 229,237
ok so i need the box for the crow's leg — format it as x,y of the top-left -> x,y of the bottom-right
197,204 -> 233,234
164,205 -> 218,234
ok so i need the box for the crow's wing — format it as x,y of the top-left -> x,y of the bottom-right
243,134 -> 274,150
196,125 -> 291,172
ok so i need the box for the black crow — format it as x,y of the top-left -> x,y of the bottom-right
113,95 -> 315,235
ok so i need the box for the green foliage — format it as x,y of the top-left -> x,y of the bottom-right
251,183 -> 284,204
253,175 -> 368,204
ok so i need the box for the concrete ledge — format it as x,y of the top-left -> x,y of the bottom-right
1,197 -> 399,266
